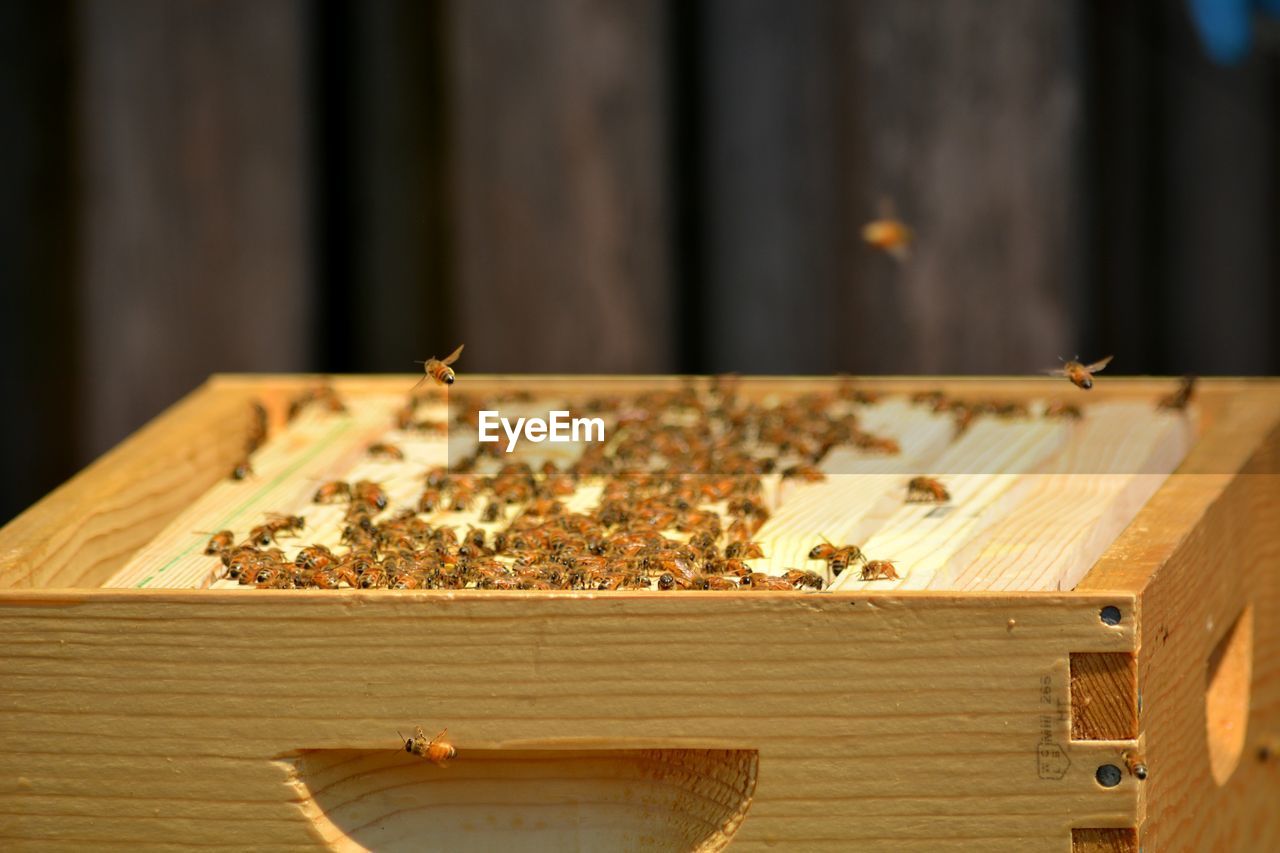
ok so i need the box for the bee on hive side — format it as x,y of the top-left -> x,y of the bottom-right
862,197 -> 912,261
1158,375 -> 1196,411
861,560 -> 900,581
400,726 -> 457,766
1048,355 -> 1113,391
1123,750 -> 1148,781
202,530 -> 235,556
907,476 -> 950,504
740,572 -> 796,590
367,442 -> 405,461
415,344 -> 465,389
229,458 -> 253,481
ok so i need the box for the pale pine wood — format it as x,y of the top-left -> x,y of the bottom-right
950,403 -> 1196,592
1,376 -> 1277,851
282,747 -> 756,852
828,418 -> 1071,591
1084,423 -> 1280,851
0,381 -> 254,589
0,590 -> 1139,851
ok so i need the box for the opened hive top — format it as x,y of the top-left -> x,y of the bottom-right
103,376 -> 1197,592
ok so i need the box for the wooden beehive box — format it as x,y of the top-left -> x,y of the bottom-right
1,375 -> 1277,852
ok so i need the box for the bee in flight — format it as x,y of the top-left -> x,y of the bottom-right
415,344 -> 465,389
400,726 -> 457,767
862,197 -> 912,261
1048,355 -> 1113,390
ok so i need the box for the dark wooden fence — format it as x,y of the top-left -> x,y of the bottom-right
1,0 -> 1276,521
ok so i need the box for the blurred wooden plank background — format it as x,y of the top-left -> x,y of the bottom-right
0,0 -> 1276,522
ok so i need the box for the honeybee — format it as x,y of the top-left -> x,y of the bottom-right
415,344 -> 465,388
1158,375 -> 1196,411
861,560 -> 899,581
230,459 -> 253,481
1123,750 -> 1148,780
782,464 -> 827,482
202,530 -> 235,555
783,569 -> 825,590
313,480 -> 350,504
368,442 -> 405,461
808,539 -> 864,576
1049,355 -> 1113,390
1043,401 -> 1082,419
266,513 -> 306,536
400,726 -> 456,766
740,572 -> 796,590
724,540 -> 765,560
907,476 -> 950,503
862,197 -> 912,261
351,480 -> 388,511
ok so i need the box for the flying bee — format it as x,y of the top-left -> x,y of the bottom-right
861,560 -> 899,581
1043,401 -> 1082,419
400,726 -> 457,766
906,476 -> 950,504
1048,355 -> 1113,390
414,344 -> 465,389
367,442 -> 405,461
862,197 -> 912,261
313,480 -> 350,504
1123,750 -> 1148,781
202,530 -> 235,556
1158,375 -> 1196,411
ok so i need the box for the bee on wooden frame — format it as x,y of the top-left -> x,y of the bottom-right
202,530 -> 235,556
906,476 -> 950,504
367,442 -> 405,461
400,726 -> 457,766
1157,375 -> 1196,411
861,560 -> 899,581
1123,750 -> 1148,781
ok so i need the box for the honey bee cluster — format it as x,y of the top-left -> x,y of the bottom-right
909,389 -> 1086,435
208,381 -> 915,592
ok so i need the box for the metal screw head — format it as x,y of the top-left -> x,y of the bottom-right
1096,764 -> 1123,787
1100,606 -> 1122,626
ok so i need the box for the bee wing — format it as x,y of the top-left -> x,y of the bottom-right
441,344 -> 465,366
432,728 -> 448,743
1082,355 -> 1113,374
409,373 -> 428,393
1044,367 -> 1070,377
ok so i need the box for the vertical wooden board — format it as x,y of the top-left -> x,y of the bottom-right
699,0 -> 844,373
77,0 -> 313,459
448,0 -> 672,373
830,419 -> 1070,590
835,0 -> 1083,374
952,404 -> 1195,592
0,3 -> 77,526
